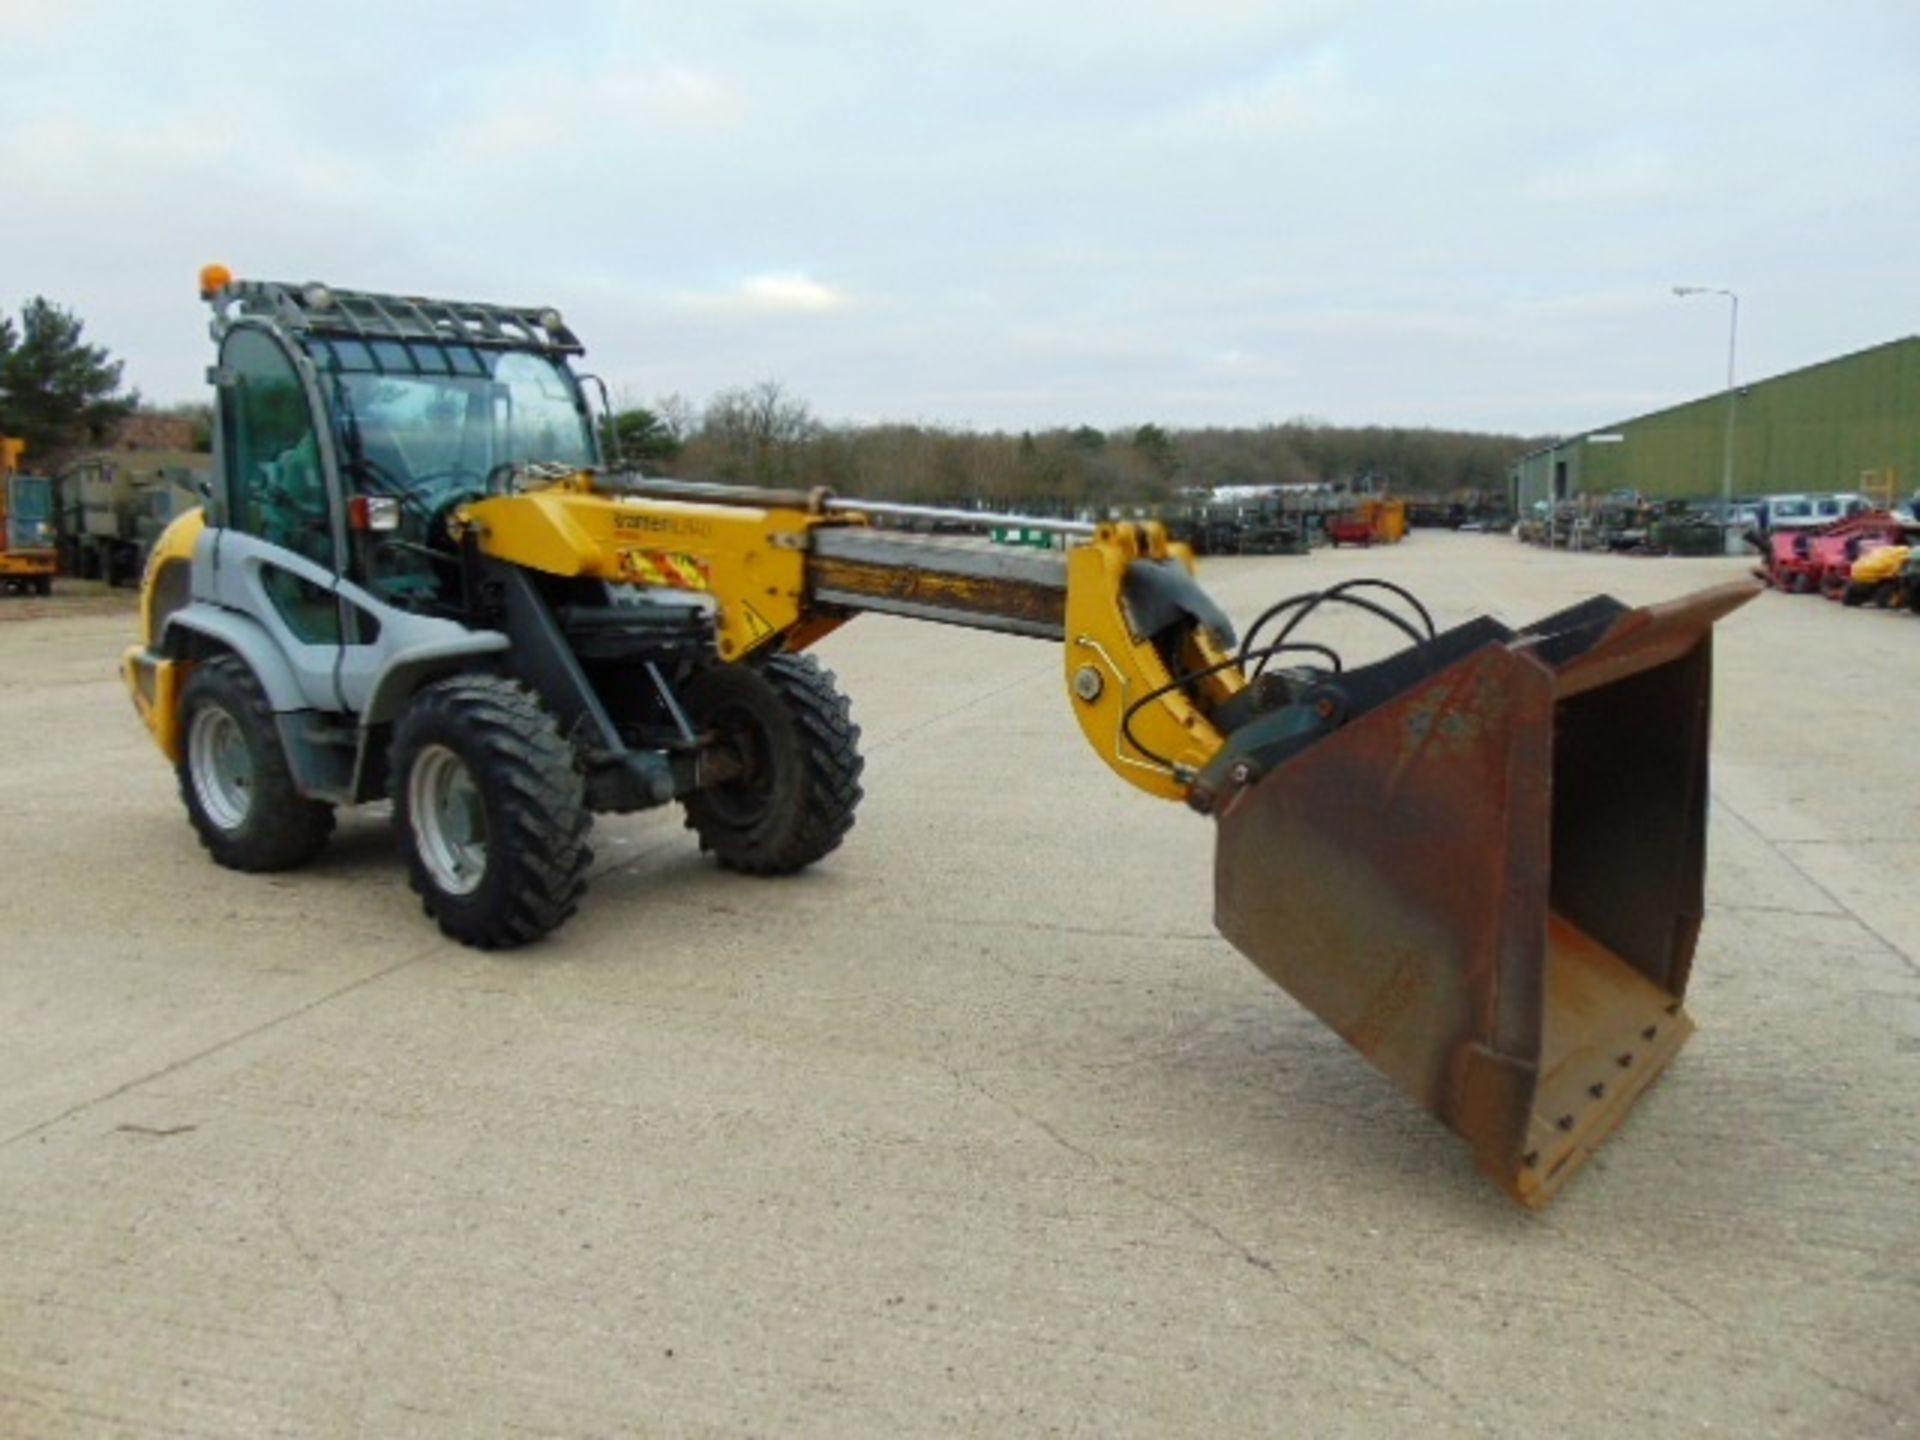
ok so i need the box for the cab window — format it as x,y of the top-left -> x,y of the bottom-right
261,566 -> 342,645
222,329 -> 334,568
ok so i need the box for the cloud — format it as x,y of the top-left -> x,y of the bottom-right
1508,287 -> 1669,320
1162,49 -> 1362,140
433,61 -> 746,167
0,0 -> 99,46
677,273 -> 849,314
1526,146 -> 1682,208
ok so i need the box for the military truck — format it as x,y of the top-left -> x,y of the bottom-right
60,450 -> 208,585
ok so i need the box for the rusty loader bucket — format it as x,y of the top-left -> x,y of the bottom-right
1211,582 -> 1758,1208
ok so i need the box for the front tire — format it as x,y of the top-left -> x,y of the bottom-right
681,653 -> 863,875
176,655 -> 335,871
390,675 -> 591,949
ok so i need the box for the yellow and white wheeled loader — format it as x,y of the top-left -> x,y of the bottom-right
125,267 -> 1758,1207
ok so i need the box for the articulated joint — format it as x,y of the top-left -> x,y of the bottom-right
1060,521 -> 1244,803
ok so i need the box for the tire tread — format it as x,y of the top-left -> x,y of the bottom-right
391,675 -> 591,949
683,651 -> 863,876
175,654 -> 334,872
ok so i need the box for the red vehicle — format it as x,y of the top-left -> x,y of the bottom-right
1327,515 -> 1373,547
1762,528 -> 1816,591
1760,510 -> 1904,595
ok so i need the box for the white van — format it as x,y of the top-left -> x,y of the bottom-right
1760,493 -> 1871,530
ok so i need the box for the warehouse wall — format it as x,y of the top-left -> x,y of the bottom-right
1511,335 -> 1920,510
1511,442 -> 1583,512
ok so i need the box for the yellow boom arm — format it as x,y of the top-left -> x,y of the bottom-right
457,476 -> 1244,802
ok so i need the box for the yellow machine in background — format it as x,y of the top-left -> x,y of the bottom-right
1,436 -> 59,596
122,270 -> 1760,1208
1366,496 -> 1408,543
1842,543 -> 1910,607
1326,496 -> 1406,547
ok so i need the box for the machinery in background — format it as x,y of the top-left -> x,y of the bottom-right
1165,505 -> 1251,556
1900,550 -> 1920,614
1233,508 -> 1310,555
0,436 -> 58,596
1762,527 -> 1816,592
1165,493 -> 1322,556
1326,513 -> 1374,546
1646,509 -> 1727,557
1759,509 -> 1908,595
1840,544 -> 1911,608
124,268 -> 1761,1209
1524,494 -> 1723,556
0,439 -> 209,593
988,522 -> 1062,550
1328,497 -> 1407,547
60,451 -> 208,585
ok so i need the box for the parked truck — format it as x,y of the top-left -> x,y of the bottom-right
1,436 -> 59,596
59,450 -> 207,585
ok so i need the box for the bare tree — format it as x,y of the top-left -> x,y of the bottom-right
697,380 -> 819,487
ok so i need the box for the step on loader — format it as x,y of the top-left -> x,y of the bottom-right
123,268 -> 1759,1207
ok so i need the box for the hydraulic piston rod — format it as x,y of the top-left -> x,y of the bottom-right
596,470 -> 1095,537
819,497 -> 1095,535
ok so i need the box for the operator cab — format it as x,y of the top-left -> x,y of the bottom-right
310,335 -> 597,607
205,271 -> 601,622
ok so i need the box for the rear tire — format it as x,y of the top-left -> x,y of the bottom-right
176,655 -> 335,871
681,652 -> 863,875
391,675 -> 591,949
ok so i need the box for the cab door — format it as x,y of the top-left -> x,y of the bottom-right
210,325 -> 349,711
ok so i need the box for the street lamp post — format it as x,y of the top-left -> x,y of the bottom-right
1673,285 -> 1740,548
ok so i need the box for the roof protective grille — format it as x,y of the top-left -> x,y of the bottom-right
212,278 -> 585,357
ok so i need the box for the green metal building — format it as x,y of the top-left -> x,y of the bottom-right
1510,335 -> 1920,513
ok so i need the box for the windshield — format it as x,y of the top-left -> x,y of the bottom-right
6,475 -> 55,549
307,337 -> 596,506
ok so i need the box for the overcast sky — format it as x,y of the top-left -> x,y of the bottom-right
2,1 -> 1913,436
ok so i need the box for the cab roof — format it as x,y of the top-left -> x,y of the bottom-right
206,277 -> 584,358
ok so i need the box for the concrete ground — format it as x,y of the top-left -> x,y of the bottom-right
1,534 -> 1914,1438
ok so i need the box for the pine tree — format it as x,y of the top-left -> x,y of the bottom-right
0,298 -> 139,463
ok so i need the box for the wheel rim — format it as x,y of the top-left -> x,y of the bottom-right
409,744 -> 488,896
188,705 -> 254,831
703,702 -> 776,827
